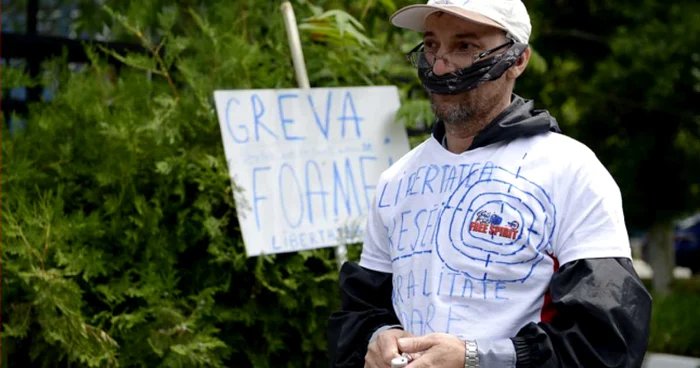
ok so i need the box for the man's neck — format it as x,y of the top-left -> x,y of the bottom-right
444,96 -> 511,154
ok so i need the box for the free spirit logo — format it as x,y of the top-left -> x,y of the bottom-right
469,209 -> 520,240
435,160 -> 557,283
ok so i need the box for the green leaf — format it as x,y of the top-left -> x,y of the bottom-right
527,47 -> 548,74
157,6 -> 178,32
1,64 -> 38,93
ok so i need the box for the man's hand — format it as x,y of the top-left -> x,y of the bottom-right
397,333 -> 465,368
364,329 -> 414,368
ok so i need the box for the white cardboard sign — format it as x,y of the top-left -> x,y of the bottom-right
213,86 -> 410,257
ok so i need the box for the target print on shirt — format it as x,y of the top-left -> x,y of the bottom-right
435,161 -> 556,283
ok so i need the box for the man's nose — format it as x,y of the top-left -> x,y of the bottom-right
432,52 -> 457,76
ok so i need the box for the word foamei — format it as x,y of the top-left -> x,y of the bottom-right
248,155 -> 379,230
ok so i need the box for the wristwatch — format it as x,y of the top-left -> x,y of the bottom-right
464,340 -> 479,368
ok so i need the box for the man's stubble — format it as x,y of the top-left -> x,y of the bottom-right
428,78 -> 510,139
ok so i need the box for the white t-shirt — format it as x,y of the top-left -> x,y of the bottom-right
359,132 -> 631,340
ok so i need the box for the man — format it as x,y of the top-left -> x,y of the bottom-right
327,0 -> 652,367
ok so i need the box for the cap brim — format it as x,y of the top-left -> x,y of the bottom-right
390,4 -> 506,33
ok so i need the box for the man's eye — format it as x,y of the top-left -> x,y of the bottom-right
459,43 -> 475,51
424,41 -> 438,50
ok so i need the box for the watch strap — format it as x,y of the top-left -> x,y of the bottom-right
465,340 -> 480,368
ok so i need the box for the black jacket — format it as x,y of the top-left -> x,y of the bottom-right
327,95 -> 653,368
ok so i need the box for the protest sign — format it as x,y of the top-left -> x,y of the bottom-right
213,86 -> 410,257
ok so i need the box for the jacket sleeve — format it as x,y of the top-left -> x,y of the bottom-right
327,261 -> 401,368
510,257 -> 653,368
327,256 -> 652,368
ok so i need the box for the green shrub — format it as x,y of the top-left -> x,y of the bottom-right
645,278 -> 700,357
647,290 -> 700,357
1,2 -> 394,366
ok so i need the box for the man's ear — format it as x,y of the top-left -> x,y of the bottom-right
506,46 -> 531,80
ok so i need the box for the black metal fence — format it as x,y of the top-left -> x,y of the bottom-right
1,0 -> 145,123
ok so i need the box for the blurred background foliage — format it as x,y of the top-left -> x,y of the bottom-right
2,0 -> 699,366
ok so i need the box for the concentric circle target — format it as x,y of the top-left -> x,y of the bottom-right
435,163 -> 556,282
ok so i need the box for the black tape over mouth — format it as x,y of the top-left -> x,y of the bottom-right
417,42 -> 529,95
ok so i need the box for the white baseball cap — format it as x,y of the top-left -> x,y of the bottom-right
390,0 -> 532,44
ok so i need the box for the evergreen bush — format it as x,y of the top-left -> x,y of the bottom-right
2,2 -> 411,366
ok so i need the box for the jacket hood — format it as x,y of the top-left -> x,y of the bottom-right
432,93 -> 561,151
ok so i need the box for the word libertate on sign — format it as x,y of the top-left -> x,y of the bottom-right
213,86 -> 411,257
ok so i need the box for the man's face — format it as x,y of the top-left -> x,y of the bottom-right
422,12 -> 512,127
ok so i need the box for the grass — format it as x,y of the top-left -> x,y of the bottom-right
646,277 -> 700,357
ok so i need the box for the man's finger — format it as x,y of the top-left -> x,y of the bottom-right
378,333 -> 401,363
397,336 -> 435,353
407,351 -> 424,361
404,354 -> 432,368
366,341 -> 385,368
364,348 -> 381,368
364,358 -> 381,368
